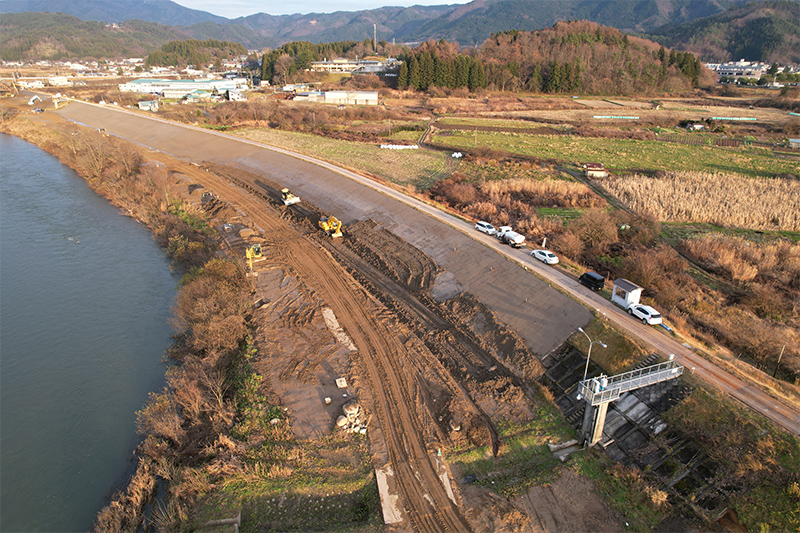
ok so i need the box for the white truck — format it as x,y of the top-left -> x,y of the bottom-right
496,226 -> 526,248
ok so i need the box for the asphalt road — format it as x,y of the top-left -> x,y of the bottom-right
56,100 -> 800,437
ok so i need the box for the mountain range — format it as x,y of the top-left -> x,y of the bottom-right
2,0 -> 798,63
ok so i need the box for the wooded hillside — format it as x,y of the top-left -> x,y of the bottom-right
146,39 -> 247,69
0,13 -> 187,61
477,22 -> 713,95
646,0 -> 800,64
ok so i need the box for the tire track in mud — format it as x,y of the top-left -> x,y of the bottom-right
156,156 -> 471,532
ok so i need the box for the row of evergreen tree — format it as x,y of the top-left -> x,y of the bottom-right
253,24 -> 705,95
396,51 -> 486,91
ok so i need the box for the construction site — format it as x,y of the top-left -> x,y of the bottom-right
3,94 -> 797,532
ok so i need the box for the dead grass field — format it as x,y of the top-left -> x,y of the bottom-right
234,127 -> 456,189
597,171 -> 800,231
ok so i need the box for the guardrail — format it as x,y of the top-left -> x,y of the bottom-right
578,360 -> 684,406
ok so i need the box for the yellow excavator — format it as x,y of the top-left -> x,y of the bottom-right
318,215 -> 343,238
281,188 -> 300,206
246,243 -> 263,268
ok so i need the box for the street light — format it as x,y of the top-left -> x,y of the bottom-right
578,327 -> 607,382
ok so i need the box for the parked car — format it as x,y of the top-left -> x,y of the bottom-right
475,221 -> 496,235
531,249 -> 559,264
628,304 -> 662,325
578,272 -> 605,291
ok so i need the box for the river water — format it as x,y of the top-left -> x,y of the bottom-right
0,134 -> 177,532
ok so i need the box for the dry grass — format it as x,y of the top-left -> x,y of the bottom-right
682,233 -> 800,285
597,171 -> 800,231
482,178 -> 604,209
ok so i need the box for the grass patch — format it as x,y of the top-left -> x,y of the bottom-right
537,207 -> 583,221
194,434 -> 379,532
429,130 -> 799,178
663,388 -> 800,533
438,117 -> 564,130
235,127 -> 456,188
661,222 -> 800,246
570,449 -> 669,533
569,316 -> 648,376
448,402 -> 575,498
454,159 -> 574,185
167,199 -> 212,233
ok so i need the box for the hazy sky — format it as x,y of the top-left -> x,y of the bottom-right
173,0 -> 470,18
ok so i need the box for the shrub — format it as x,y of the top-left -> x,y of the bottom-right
567,209 -> 619,254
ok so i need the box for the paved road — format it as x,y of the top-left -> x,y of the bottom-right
57,100 -> 591,358
57,100 -> 800,437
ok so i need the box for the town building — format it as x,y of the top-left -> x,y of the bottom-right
705,60 -> 769,81
118,78 -> 246,98
309,57 -> 401,74
292,90 -> 379,106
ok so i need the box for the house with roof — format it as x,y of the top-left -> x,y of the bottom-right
137,100 -> 159,112
583,163 -> 608,178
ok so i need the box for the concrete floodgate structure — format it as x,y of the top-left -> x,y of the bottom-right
577,357 -> 684,445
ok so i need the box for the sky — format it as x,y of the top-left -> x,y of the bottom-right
173,0 -> 472,18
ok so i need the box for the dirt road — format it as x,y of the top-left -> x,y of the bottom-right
56,100 -> 800,438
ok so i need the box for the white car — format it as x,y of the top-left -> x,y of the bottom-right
475,221 -> 496,235
628,304 -> 662,325
531,249 -> 559,265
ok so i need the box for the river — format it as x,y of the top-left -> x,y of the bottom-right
0,134 -> 177,532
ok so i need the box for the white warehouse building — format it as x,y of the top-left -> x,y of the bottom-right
118,78 -> 246,98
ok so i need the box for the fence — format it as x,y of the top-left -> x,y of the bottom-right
656,134 -> 779,149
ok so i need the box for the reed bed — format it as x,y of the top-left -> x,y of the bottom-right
597,171 -> 800,231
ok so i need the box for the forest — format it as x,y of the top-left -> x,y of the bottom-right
264,21 -> 711,96
145,39 -> 247,69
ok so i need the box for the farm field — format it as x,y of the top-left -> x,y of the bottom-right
429,129 -> 799,177
235,127 -> 455,189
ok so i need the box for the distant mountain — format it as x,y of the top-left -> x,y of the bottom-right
400,0 -> 756,45
645,0 -> 800,63
0,12 -> 195,60
1,0 -> 779,59
1,0 -> 227,25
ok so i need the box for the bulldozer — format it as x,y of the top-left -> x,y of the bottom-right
281,188 -> 300,206
319,215 -> 343,238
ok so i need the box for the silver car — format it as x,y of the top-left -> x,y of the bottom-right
475,221 -> 496,235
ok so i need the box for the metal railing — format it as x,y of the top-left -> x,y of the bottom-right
578,360 -> 683,406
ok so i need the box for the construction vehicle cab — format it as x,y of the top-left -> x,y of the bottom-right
281,188 -> 300,206
246,244 -> 263,268
319,215 -> 343,238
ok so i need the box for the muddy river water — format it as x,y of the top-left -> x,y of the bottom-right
0,134 -> 177,531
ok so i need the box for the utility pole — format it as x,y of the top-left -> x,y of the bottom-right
774,345 -> 785,377
374,24 -> 377,55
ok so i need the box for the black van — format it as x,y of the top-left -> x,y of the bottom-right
578,272 -> 605,291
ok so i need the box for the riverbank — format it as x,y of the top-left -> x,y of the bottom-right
0,106 -> 249,530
